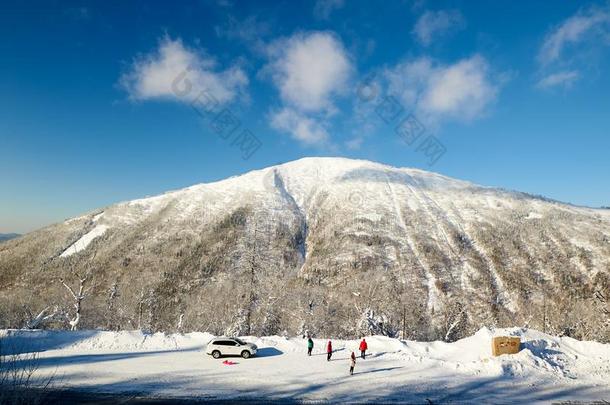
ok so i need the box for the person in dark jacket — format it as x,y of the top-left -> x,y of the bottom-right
359,338 -> 368,359
307,338 -> 314,356
349,351 -> 356,375
326,340 -> 333,361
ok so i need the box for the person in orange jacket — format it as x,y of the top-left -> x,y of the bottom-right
359,338 -> 368,359
326,340 -> 333,361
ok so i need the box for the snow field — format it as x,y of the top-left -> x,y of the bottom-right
60,225 -> 109,257
1,327 -> 609,403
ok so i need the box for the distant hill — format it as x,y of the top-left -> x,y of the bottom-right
0,233 -> 20,242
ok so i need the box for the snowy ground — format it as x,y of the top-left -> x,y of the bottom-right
1,327 -> 609,404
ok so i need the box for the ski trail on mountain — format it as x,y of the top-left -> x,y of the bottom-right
401,172 -> 513,312
422,188 -> 510,310
269,169 -> 308,265
384,170 -> 438,312
402,172 -> 461,261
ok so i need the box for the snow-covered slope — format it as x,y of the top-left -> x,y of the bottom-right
0,157 -> 609,341
1,328 -> 609,403
60,224 -> 109,257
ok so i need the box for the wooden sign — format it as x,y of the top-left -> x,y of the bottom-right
492,336 -> 521,356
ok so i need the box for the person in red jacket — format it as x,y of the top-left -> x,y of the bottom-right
359,338 -> 368,359
326,340 -> 333,361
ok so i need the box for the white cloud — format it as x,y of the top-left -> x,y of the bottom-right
413,9 -> 465,46
265,31 -> 352,112
536,70 -> 580,89
385,55 -> 499,122
264,31 -> 352,147
270,108 -> 329,146
313,0 -> 345,20
538,5 -> 610,65
214,15 -> 270,53
121,36 -> 248,104
345,136 -> 364,150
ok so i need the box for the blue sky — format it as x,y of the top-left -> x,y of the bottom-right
1,0 -> 609,233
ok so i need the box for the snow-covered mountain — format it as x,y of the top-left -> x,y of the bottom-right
1,157 -> 609,341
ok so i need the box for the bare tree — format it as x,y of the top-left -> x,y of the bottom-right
136,287 -> 145,330
24,306 -> 62,330
236,214 -> 265,335
177,313 -> 185,333
59,272 -> 91,331
438,301 -> 467,342
105,281 -> 120,330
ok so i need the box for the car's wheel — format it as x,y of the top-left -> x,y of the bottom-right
241,350 -> 251,359
212,350 -> 221,359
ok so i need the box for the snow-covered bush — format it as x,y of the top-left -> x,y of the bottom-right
357,308 -> 396,337
225,309 -> 249,337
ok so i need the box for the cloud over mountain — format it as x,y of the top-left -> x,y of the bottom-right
384,55 -> 500,124
264,31 -> 352,146
121,36 -> 248,105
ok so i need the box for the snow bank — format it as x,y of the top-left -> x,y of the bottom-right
384,327 -> 610,381
0,329 -> 213,353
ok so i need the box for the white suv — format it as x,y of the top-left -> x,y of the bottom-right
206,337 -> 258,359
